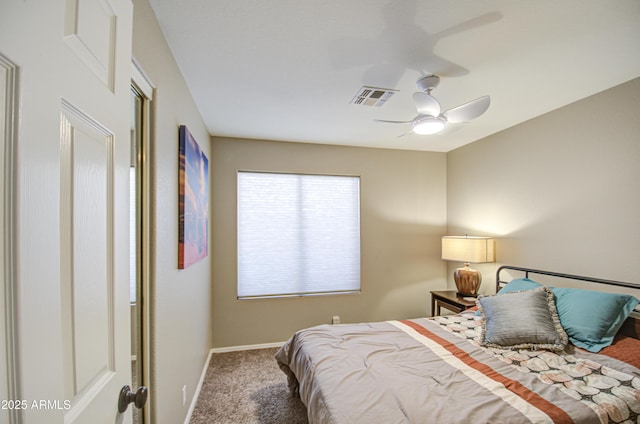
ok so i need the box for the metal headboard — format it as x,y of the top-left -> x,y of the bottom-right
496,265 -> 640,340
496,265 -> 640,292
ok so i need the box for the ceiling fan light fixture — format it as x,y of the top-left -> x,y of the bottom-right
413,116 -> 445,135
374,75 -> 489,137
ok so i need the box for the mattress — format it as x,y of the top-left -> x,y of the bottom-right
275,312 -> 640,424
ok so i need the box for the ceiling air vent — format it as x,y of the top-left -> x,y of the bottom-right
350,86 -> 397,107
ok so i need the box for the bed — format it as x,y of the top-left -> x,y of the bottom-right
275,266 -> 640,424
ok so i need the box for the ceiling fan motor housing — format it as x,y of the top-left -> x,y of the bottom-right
416,75 -> 440,92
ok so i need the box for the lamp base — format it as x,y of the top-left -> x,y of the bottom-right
454,263 -> 482,297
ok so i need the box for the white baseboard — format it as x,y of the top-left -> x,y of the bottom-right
211,341 -> 285,353
184,349 -> 213,424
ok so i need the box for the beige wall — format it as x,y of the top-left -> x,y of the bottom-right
447,77 -> 640,293
132,0 -> 213,422
212,137 -> 447,348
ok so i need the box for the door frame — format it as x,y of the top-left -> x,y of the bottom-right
1,53 -> 19,424
131,58 -> 154,424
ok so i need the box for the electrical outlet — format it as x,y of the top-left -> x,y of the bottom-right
182,385 -> 187,406
332,315 -> 340,325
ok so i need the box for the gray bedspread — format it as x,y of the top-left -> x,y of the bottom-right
275,313 -> 640,424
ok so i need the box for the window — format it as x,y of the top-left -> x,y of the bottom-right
237,171 -> 361,298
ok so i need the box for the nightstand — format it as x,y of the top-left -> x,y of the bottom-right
430,290 -> 477,316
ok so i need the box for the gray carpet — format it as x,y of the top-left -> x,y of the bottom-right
190,347 -> 308,424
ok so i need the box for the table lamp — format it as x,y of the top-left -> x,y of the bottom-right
441,235 -> 495,297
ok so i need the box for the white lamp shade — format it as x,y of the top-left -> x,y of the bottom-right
441,236 -> 495,263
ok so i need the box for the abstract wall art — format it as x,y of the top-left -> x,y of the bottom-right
178,125 -> 209,269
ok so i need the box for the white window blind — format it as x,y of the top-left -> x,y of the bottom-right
238,172 -> 361,298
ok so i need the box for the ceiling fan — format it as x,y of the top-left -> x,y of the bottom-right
375,75 -> 490,136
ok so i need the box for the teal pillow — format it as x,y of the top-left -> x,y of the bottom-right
552,288 -> 639,352
498,278 -> 542,294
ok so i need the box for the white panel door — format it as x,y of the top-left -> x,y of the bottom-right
0,0 -> 134,423
1,53 -> 18,424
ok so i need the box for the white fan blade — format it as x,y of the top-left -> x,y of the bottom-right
443,96 -> 490,123
373,119 -> 412,124
413,92 -> 441,116
397,129 -> 414,138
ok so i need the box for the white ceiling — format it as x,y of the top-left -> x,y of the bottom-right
148,0 -> 640,152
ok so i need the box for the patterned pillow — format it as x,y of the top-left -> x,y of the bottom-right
478,286 -> 568,351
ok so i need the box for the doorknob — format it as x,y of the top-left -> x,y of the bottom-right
118,385 -> 148,413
